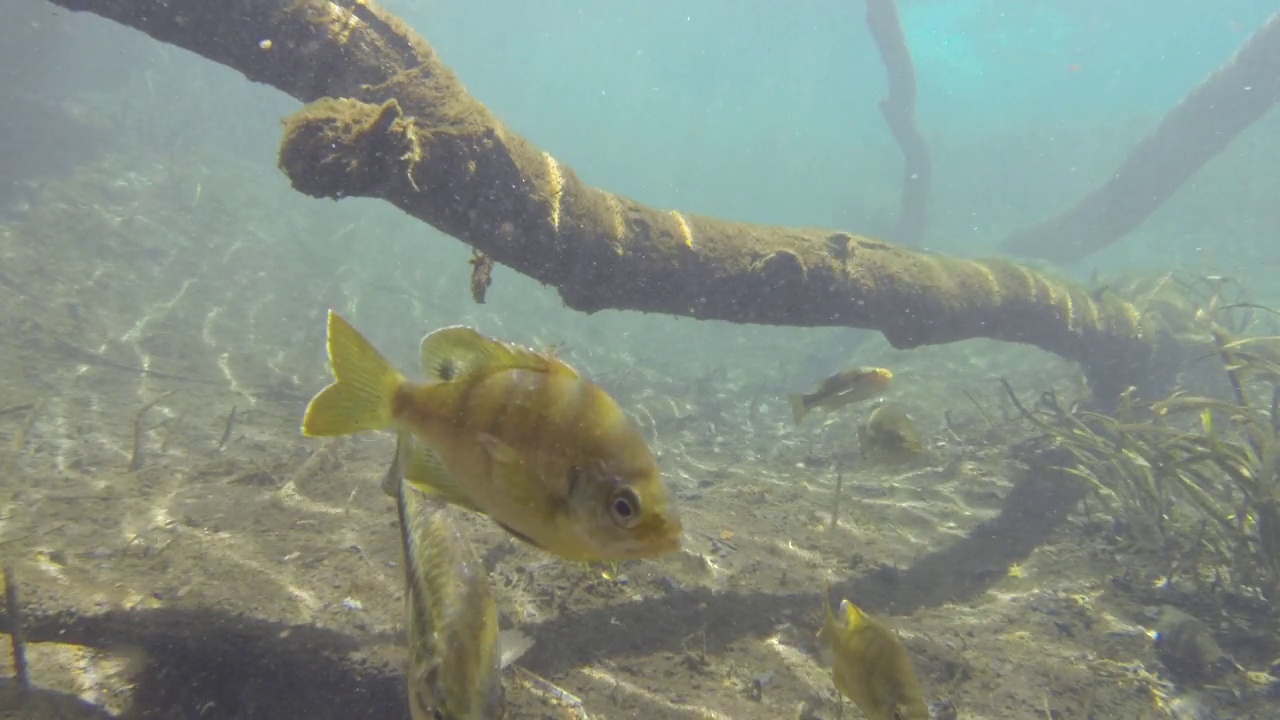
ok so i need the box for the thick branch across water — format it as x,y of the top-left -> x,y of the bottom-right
47,0 -> 1176,397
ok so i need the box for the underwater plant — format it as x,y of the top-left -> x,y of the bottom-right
1002,276 -> 1280,601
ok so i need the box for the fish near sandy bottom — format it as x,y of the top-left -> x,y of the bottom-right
789,367 -> 893,424
858,403 -> 924,466
391,442 -> 532,720
301,310 -> 683,562
817,584 -> 929,720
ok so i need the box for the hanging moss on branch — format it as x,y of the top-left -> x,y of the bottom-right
48,0 -> 1185,399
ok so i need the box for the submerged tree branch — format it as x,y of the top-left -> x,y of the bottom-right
1002,11 -> 1280,263
865,0 -> 932,246
47,0 -> 1182,398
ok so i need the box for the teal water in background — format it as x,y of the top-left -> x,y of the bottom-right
385,0 -> 1279,273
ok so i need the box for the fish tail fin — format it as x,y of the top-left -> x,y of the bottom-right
788,394 -> 809,425
302,310 -> 405,437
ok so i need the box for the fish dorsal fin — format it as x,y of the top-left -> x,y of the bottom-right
840,599 -> 868,630
401,436 -> 483,513
419,326 -> 576,382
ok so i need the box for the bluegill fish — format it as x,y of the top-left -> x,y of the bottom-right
817,584 -> 929,720
789,367 -> 893,424
858,403 -> 924,466
390,437 -> 532,720
302,310 -> 682,561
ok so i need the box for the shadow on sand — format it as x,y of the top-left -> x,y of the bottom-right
1,465 -> 1085,719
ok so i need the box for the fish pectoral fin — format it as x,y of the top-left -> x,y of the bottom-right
302,310 -> 404,437
419,326 -> 578,382
477,432 -> 526,468
402,441 -> 481,512
494,519 -> 546,551
497,629 -> 534,668
477,433 -> 557,547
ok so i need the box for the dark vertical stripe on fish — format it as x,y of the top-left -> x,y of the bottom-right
523,369 -> 549,439
392,386 -> 417,422
597,384 -> 626,440
504,368 -> 550,453
456,367 -> 486,433
569,378 -> 596,446
542,370 -> 564,450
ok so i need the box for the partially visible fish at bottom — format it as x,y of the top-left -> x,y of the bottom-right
816,582 -> 929,720
392,436 -> 532,720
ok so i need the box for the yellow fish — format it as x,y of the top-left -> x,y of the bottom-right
303,310 -> 683,561
817,583 -> 929,720
390,440 -> 531,720
788,367 -> 893,424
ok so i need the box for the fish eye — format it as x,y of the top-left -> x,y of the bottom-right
608,487 -> 642,528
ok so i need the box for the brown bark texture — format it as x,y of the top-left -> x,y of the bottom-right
46,0 -> 1182,398
1002,11 -> 1280,263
